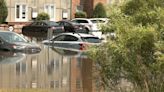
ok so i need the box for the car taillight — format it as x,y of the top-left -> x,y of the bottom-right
51,27 -> 56,30
79,43 -> 88,50
74,26 -> 79,29
61,26 -> 65,31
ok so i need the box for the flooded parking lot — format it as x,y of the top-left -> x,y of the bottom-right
0,41 -> 100,92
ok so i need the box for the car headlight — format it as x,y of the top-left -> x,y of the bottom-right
13,45 -> 26,50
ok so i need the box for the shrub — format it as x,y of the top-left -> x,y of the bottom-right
75,11 -> 87,18
0,0 -> 8,23
36,12 -> 50,21
93,2 -> 107,18
88,0 -> 164,91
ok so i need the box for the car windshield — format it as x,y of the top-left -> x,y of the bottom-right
46,21 -> 59,26
0,32 -> 28,43
81,37 -> 101,43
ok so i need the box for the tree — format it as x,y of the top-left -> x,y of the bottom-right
36,12 -> 50,21
0,0 -> 8,23
93,2 -> 107,18
88,0 -> 164,91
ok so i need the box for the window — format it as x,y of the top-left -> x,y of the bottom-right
77,20 -> 89,23
52,35 -> 65,41
81,37 -> 101,43
15,4 -> 28,21
64,35 -> 78,41
64,22 -> 71,26
44,4 -> 55,21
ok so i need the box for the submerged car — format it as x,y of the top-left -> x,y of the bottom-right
22,20 -> 64,37
0,31 -> 41,53
42,33 -> 101,50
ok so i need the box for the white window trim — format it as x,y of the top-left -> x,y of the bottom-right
15,3 -> 28,22
44,4 -> 56,21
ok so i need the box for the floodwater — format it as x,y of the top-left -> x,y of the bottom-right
0,40 -> 101,92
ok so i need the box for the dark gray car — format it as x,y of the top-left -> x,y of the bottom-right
0,31 -> 41,53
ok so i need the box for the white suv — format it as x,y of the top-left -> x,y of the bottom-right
71,18 -> 103,39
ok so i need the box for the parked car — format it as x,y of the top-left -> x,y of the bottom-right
56,20 -> 87,33
22,20 -> 64,37
42,33 -> 101,50
71,18 -> 103,39
0,31 -> 41,53
89,18 -> 109,25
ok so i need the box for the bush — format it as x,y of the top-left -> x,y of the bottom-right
0,0 -> 8,23
93,2 -> 107,18
88,0 -> 164,91
36,12 -> 50,21
75,11 -> 87,18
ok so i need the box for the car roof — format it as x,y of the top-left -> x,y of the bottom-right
71,18 -> 90,20
90,18 -> 109,20
57,33 -> 98,38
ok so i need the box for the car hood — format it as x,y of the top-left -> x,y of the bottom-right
11,42 -> 41,54
12,42 -> 39,47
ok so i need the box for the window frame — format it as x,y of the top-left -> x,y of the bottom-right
44,4 -> 56,21
15,3 -> 28,21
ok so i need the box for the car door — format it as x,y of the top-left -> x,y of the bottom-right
50,35 -> 65,48
63,22 -> 74,32
36,22 -> 48,34
62,35 -> 80,49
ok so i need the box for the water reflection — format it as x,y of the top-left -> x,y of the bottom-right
0,51 -> 26,64
0,44 -> 97,92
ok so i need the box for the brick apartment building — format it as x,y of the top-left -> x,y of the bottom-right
72,0 -> 107,18
2,0 -> 123,32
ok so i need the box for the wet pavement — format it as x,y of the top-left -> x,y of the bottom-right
0,41 -> 100,92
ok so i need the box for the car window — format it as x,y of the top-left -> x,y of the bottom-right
40,22 -> 47,26
51,35 -> 65,41
51,35 -> 78,41
30,22 -> 38,26
64,22 -> 71,26
71,20 -> 77,23
46,21 -> 59,26
63,35 -> 78,41
81,37 -> 100,43
77,20 -> 89,23
0,32 -> 28,43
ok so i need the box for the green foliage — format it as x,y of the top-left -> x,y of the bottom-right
88,0 -> 164,91
0,0 -> 8,23
75,11 -> 87,18
36,12 -> 50,21
93,3 -> 107,18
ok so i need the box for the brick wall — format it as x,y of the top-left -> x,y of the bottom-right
71,0 -> 80,19
83,0 -> 107,18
